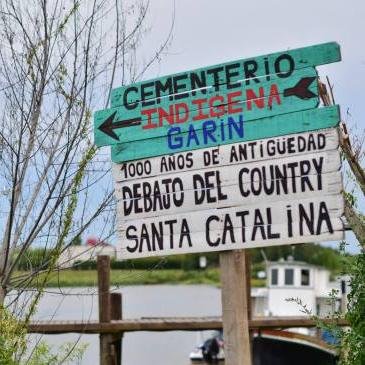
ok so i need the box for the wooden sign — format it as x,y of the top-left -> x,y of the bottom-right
95,68 -> 319,147
94,42 -> 341,152
111,105 -> 339,163
92,41 -> 345,258
94,42 -> 343,365
113,129 -> 344,259
110,42 -> 340,108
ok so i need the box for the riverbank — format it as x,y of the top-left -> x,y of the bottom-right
15,269 -> 265,287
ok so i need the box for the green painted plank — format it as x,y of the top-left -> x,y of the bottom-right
95,68 -> 319,147
110,42 -> 340,108
111,106 -> 340,162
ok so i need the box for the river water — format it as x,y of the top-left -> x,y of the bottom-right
30,285 -> 222,365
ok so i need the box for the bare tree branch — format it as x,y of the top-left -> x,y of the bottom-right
0,0 -> 172,320
319,79 -> 365,246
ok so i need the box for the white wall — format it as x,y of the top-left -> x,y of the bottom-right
265,261 -> 345,317
313,268 -> 331,296
268,288 -> 315,316
267,263 -> 316,316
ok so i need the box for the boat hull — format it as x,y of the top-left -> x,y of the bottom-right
190,330 -> 338,364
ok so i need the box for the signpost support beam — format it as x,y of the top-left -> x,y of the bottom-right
220,250 -> 252,365
111,293 -> 123,365
97,255 -> 113,365
245,250 -> 253,348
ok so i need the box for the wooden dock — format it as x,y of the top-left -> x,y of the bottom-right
26,256 -> 348,364
28,316 -> 348,334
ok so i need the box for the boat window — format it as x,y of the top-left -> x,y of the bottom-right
284,268 -> 294,285
271,268 -> 278,285
301,269 -> 310,286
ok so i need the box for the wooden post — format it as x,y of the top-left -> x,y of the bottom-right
97,255 -> 113,365
245,250 -> 252,322
220,249 -> 252,365
245,250 -> 253,353
110,293 -> 123,365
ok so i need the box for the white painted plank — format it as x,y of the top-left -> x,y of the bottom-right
112,129 -> 339,182
118,194 -> 344,234
112,128 -> 344,258
115,151 -> 342,220
116,148 -> 340,189
117,225 -> 344,259
117,196 -> 344,258
116,171 -> 342,221
118,196 -> 343,259
115,149 -> 340,192
118,224 -> 344,259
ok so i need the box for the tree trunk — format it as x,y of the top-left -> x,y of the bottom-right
344,198 -> 365,247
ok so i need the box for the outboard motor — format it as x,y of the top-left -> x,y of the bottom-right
202,337 -> 220,363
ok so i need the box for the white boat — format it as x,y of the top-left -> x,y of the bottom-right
189,330 -> 338,364
189,258 -> 346,363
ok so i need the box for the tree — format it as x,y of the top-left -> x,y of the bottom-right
0,0 -> 173,362
70,236 -> 82,246
317,80 -> 365,364
288,82 -> 364,365
0,0 -> 172,330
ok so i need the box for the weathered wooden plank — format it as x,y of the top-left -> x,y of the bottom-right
112,129 -> 339,182
220,250 -> 252,365
27,317 -> 349,334
116,171 -> 342,219
95,68 -> 319,146
117,172 -> 342,224
111,106 -> 340,162
118,193 -> 343,234
117,196 -> 344,259
104,68 -> 319,126
110,42 -> 340,108
116,148 -> 340,188
97,256 -> 113,365
98,256 -> 111,323
115,153 -> 342,221
110,293 -> 122,365
118,220 -> 344,259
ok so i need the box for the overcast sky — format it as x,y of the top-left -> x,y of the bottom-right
142,0 -> 364,119
111,0 -> 365,253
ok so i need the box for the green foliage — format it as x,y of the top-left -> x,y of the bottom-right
0,306 -> 87,364
252,262 -> 266,277
73,254 -> 202,271
287,243 -> 365,365
0,306 -> 26,365
250,243 -> 346,273
16,268 -> 266,287
71,245 -> 345,275
343,190 -> 358,208
16,248 -> 52,271
340,247 -> 365,365
70,236 -> 82,246
25,342 -> 87,365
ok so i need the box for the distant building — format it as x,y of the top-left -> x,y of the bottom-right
57,238 -> 116,268
251,257 -> 348,318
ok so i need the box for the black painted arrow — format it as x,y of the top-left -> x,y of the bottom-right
98,111 -> 141,141
283,77 -> 317,100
